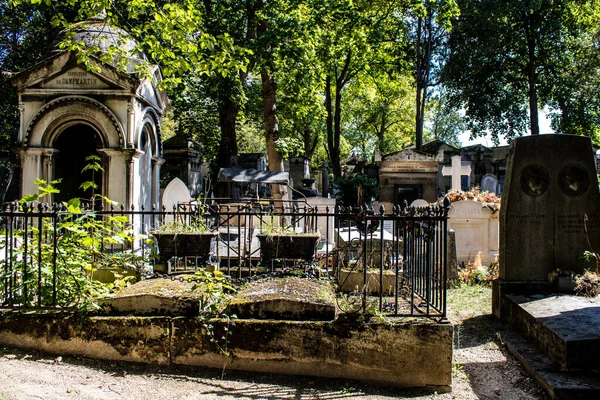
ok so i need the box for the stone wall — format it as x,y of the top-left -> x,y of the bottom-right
0,312 -> 452,390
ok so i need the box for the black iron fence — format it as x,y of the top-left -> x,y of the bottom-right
0,198 -> 450,319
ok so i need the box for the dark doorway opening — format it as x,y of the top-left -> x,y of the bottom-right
394,184 -> 423,206
54,124 -> 103,203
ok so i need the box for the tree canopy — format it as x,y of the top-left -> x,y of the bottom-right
443,0 -> 600,144
2,0 -> 600,188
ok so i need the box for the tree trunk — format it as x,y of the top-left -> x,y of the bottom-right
214,98 -> 239,198
523,11 -> 540,135
262,72 -> 285,204
325,76 -> 341,177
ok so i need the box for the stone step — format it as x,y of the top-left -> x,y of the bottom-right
486,315 -> 600,400
503,293 -> 600,371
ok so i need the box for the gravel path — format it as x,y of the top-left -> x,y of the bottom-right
0,286 -> 548,400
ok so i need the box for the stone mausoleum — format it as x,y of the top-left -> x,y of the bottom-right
9,16 -> 167,209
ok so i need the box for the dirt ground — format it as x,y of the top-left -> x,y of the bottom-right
0,285 -> 548,400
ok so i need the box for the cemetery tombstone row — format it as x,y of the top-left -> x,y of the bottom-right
500,135 -> 600,281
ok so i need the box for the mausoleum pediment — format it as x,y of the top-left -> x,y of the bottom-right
382,148 -> 442,162
10,51 -> 138,92
40,66 -> 111,90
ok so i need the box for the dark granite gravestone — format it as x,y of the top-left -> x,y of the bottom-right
499,135 -> 600,281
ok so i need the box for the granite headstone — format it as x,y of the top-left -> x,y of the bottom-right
500,135 -> 600,281
481,174 -> 498,194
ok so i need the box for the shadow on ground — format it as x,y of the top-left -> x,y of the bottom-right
453,314 -> 548,400
0,345 -> 443,399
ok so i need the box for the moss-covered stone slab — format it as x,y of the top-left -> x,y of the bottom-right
0,313 -> 170,365
171,317 -> 452,390
227,277 -> 336,321
100,277 -> 199,316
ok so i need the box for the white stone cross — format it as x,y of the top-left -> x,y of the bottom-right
442,155 -> 471,191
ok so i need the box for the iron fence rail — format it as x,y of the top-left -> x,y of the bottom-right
0,198 -> 450,319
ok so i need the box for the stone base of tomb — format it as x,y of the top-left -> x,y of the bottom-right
492,279 -> 600,399
0,311 -> 452,391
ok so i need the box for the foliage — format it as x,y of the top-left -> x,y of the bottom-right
275,136 -> 303,159
8,0 -> 250,88
408,0 -> 460,148
152,205 -> 211,234
443,0 -> 600,142
334,174 -> 379,207
189,270 -> 235,316
0,156 -> 146,310
1,195 -> 143,312
189,270 -> 236,359
424,89 -> 465,147
458,252 -> 498,286
342,73 -> 414,159
446,187 -> 500,204
447,283 -> 492,318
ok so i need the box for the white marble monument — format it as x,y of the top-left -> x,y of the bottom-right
442,155 -> 472,192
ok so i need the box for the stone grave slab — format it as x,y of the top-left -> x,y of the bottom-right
503,294 -> 600,371
500,135 -> 600,281
100,277 -> 199,316
227,277 -> 336,321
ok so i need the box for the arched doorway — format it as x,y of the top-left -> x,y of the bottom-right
54,124 -> 103,203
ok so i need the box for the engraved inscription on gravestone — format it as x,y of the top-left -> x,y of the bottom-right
559,165 -> 589,196
520,165 -> 550,197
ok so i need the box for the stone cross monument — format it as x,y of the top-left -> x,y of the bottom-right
442,155 -> 471,191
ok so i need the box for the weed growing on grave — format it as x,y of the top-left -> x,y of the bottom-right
189,270 -> 237,369
458,252 -> 498,285
571,214 -> 600,297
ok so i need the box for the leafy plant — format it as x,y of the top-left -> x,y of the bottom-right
458,252 -> 498,286
189,270 -> 237,376
334,174 -> 379,206
152,204 -> 211,234
275,137 -> 303,159
0,157 -> 144,310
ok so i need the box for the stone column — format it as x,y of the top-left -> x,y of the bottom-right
126,101 -> 136,148
41,149 -> 57,202
17,101 -> 25,144
18,148 -> 46,198
447,229 -> 459,287
152,157 -> 165,208
126,149 -> 144,210
97,148 -> 129,206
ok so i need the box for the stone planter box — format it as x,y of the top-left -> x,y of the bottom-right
151,232 -> 217,269
339,269 -> 400,295
256,233 -> 320,264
